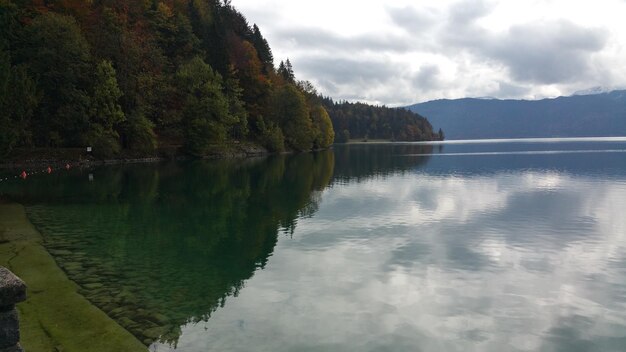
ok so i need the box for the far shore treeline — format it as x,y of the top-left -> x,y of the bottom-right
0,0 -> 439,159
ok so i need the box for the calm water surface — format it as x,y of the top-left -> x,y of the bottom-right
1,138 -> 626,351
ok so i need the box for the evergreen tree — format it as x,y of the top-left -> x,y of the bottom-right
224,65 -> 248,139
149,6 -> 202,69
336,129 -> 350,143
23,12 -> 92,146
0,1 -> 20,53
0,49 -> 38,156
251,24 -> 273,72
278,59 -> 295,83
189,0 -> 230,75
285,59 -> 295,81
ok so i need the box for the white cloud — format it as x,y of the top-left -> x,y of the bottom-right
232,0 -> 626,105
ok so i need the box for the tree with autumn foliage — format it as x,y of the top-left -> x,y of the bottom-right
0,0 -> 445,160
311,106 -> 334,149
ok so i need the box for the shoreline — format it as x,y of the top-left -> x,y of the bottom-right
0,199 -> 147,351
0,142 -> 270,170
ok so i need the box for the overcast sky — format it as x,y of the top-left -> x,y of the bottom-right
233,0 -> 626,106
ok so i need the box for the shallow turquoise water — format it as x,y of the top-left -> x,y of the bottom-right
1,138 -> 626,351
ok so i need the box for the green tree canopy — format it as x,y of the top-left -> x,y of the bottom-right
224,65 -> 248,139
177,56 -> 235,155
0,50 -> 38,156
0,0 -> 433,159
311,105 -> 334,149
124,111 -> 157,154
89,60 -> 125,131
83,60 -> 126,158
23,12 -> 92,146
270,84 -> 314,151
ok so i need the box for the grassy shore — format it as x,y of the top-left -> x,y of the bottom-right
0,199 -> 147,351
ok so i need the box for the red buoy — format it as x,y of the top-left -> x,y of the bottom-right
47,166 -> 52,174
20,171 -> 27,179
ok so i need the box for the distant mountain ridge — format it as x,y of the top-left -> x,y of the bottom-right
406,90 -> 626,140
572,86 -> 617,96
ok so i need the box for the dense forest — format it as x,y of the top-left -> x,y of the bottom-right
296,83 -> 441,143
0,0 -> 438,159
322,98 -> 442,142
0,0 -> 336,158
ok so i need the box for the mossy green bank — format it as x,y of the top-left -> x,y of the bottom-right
0,200 -> 146,352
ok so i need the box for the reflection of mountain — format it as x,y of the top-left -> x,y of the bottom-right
332,144 -> 434,182
3,152 -> 334,346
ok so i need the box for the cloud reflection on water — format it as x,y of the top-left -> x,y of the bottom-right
165,169 -> 626,352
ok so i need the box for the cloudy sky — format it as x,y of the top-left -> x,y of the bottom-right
234,0 -> 626,106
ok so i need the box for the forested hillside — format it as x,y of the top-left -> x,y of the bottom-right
0,0 -> 335,158
322,98 -> 441,142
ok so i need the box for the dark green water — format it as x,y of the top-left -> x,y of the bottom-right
1,138 -> 626,351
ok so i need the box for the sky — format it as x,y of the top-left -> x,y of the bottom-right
233,0 -> 626,106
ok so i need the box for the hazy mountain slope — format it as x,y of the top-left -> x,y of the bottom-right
406,91 -> 626,139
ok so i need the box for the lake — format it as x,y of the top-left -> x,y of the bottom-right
1,137 -> 626,351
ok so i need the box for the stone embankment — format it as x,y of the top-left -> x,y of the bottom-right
0,267 -> 26,352
0,201 -> 147,351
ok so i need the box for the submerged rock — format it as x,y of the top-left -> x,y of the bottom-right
82,283 -> 104,290
143,325 -> 172,340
